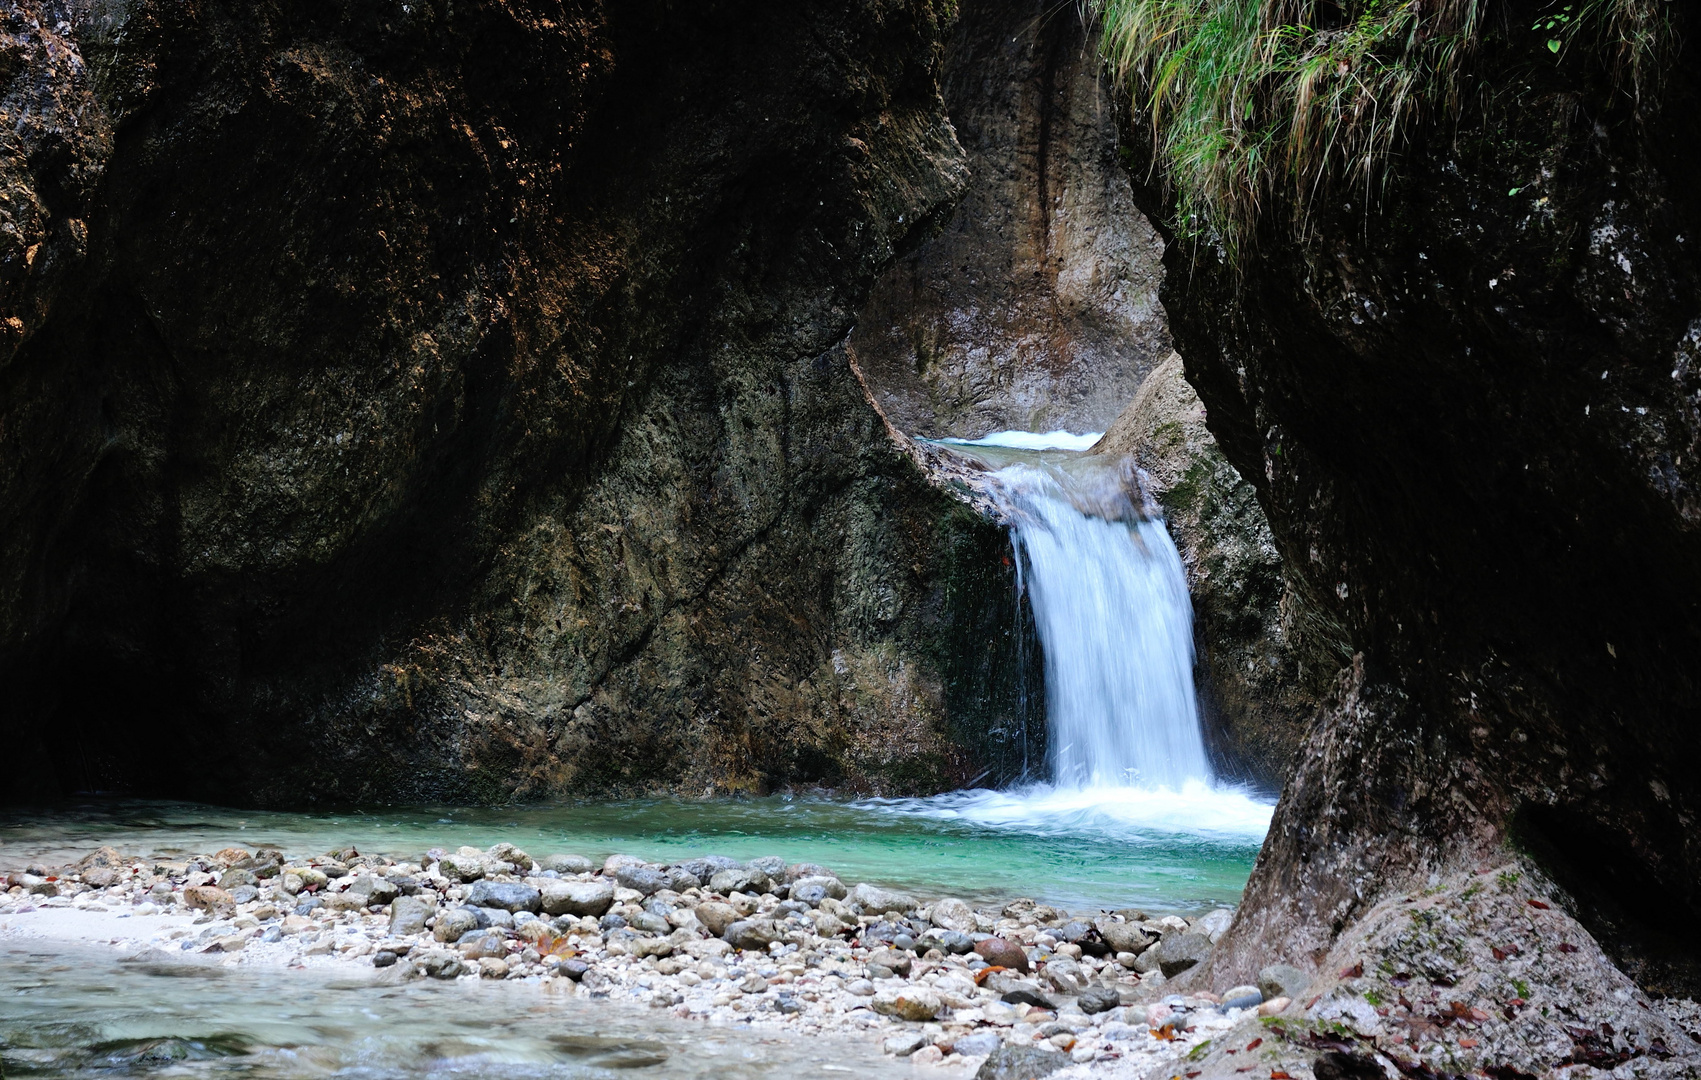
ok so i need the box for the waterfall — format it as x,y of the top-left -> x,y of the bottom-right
883,429 -> 1273,843
991,462 -> 1210,790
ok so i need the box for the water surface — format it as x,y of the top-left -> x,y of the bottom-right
0,937 -> 899,1080
1,792 -> 1265,914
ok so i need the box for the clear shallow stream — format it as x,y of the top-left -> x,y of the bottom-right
0,937 -> 903,1080
1,788 -> 1268,915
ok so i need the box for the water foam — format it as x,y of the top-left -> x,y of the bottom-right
871,780 -> 1273,841
939,429 -> 1105,452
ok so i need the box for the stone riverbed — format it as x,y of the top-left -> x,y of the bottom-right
0,841 -> 1304,1079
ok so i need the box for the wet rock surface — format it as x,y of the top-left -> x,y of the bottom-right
1120,0 -> 1701,1003
0,0 -> 1042,804
849,0 -> 1170,438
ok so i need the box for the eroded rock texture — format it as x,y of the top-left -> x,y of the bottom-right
0,0 -> 1043,804
1092,353 -> 1342,791
849,0 -> 1170,438
1127,6 -> 1701,996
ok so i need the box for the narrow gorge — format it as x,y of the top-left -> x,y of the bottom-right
2,0 -> 1698,1077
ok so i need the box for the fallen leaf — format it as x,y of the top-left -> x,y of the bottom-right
1153,1024 -> 1179,1041
1246,1038 -> 1264,1051
1340,962 -> 1364,978
1272,1071 -> 1294,1079
973,966 -> 1009,985
1526,899 -> 1550,910
1460,1039 -> 1479,1049
1557,943 -> 1580,953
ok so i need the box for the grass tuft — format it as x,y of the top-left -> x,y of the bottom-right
1089,0 -> 1673,257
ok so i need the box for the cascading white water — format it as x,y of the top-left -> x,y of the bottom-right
887,429 -> 1274,843
992,462 -> 1210,790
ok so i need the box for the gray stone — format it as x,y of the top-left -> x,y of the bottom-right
603,854 -> 647,875
884,1032 -> 929,1056
1191,908 -> 1234,943
229,885 -> 259,905
539,879 -> 614,917
709,866 -> 772,896
1040,957 -> 1088,994
1152,930 -> 1212,978
485,843 -> 532,870
537,853 -> 594,874
747,856 -> 787,879
457,929 -> 509,960
389,894 -> 437,936
614,865 -> 667,896
350,873 -> 399,905
790,874 -> 846,900
723,919 -> 779,951
975,1045 -> 1067,1080
372,949 -> 399,968
474,906 -> 514,929
851,882 -> 916,914
867,947 -> 913,978
417,950 -> 469,979
675,856 -> 742,883
436,853 -> 484,882
953,1032 -> 1003,1056
663,867 -> 701,892
630,911 -> 671,935
921,929 -> 976,954
1258,963 -> 1311,1003
1094,917 -> 1152,955
1078,985 -> 1121,1014
693,901 -> 739,935
464,880 -> 541,913
790,884 -> 829,905
739,972 -> 769,993
930,897 -> 977,933
432,908 -> 480,943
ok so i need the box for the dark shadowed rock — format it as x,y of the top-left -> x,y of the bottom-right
464,881 -> 541,913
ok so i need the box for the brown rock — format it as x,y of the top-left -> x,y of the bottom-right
183,886 -> 234,912
974,936 -> 1030,973
212,848 -> 252,867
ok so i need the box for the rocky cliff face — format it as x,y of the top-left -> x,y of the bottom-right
1123,5 -> 1701,997
1091,354 -> 1341,791
0,0 -> 1043,805
849,0 -> 1170,438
